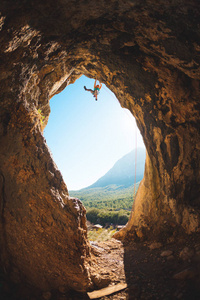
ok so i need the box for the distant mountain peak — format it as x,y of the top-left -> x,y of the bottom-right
86,148 -> 146,189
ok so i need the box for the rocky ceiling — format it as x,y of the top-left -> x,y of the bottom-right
0,0 -> 200,296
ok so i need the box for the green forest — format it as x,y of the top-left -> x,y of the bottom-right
70,183 -> 140,226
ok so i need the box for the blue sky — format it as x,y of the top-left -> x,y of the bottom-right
44,75 -> 145,190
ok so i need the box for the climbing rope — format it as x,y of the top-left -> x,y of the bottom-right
133,127 -> 137,198
123,108 -> 138,198
102,85 -> 138,198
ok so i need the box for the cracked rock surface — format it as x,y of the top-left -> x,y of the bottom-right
0,0 -> 200,296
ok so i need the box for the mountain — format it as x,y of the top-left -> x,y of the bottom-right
69,148 -> 146,212
86,148 -> 146,189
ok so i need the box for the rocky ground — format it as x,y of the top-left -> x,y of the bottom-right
88,233 -> 200,300
1,233 -> 200,299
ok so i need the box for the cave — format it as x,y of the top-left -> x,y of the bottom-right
0,0 -> 200,298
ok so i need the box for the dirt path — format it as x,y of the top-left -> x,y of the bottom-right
88,233 -> 200,300
1,234 -> 200,299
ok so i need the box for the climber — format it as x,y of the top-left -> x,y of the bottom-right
84,79 -> 102,101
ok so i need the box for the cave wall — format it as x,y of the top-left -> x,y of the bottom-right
0,0 -> 200,294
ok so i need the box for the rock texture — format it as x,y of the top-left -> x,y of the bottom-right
0,0 -> 200,295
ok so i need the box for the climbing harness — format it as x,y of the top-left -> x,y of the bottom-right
92,87 -> 100,97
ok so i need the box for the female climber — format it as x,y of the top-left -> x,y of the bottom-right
84,79 -> 102,101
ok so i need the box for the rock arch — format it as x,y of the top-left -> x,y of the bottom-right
0,0 -> 200,294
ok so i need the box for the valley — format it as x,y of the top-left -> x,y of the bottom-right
70,149 -> 145,226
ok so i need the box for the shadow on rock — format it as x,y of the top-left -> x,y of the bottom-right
123,234 -> 200,300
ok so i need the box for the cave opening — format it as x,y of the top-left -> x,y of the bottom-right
0,1 -> 200,298
44,74 -> 146,239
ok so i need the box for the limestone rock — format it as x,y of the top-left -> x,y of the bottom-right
179,247 -> 195,261
195,244 -> 200,252
148,242 -> 162,250
42,291 -> 52,300
90,274 -> 111,290
160,250 -> 173,257
0,0 -> 200,296
167,255 -> 175,261
173,268 -> 196,280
